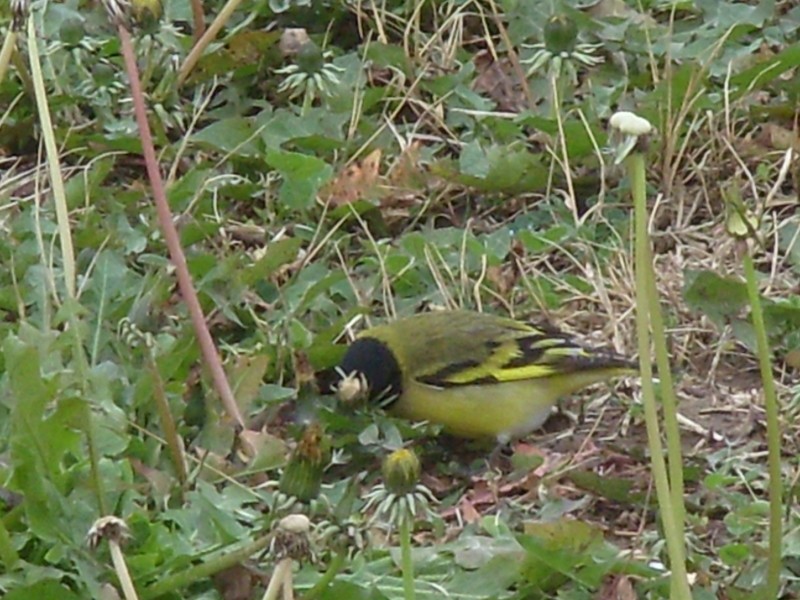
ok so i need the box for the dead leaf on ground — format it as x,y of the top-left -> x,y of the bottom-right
214,564 -> 267,600
386,141 -> 424,190
457,497 -> 482,524
756,123 -> 800,152
98,584 -> 123,600
321,149 -> 382,207
486,264 -> 518,296
381,141 -> 428,211
130,458 -> 173,499
229,354 -> 270,414
586,0 -> 654,25
596,574 -> 638,600
236,428 -> 288,470
471,50 -> 528,113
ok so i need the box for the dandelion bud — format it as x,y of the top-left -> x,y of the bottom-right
544,14 -> 579,55
382,448 -> 421,496
279,423 -> 330,501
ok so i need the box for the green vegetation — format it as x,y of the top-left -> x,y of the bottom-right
1,0 -> 799,598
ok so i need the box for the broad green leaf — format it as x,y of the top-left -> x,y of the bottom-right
312,580 -> 388,600
518,519 -> 605,590
446,554 -> 521,596
434,146 -> 549,194
517,115 -> 607,159
719,543 -> 751,566
193,118 -> 261,156
567,470 -> 648,506
63,156 -> 115,209
265,150 -> 333,209
229,354 -> 270,412
683,269 -> 749,325
4,579 -> 81,600
459,140 -> 490,179
730,42 -> 800,96
697,0 -> 775,28
257,107 -> 348,150
241,237 -> 304,286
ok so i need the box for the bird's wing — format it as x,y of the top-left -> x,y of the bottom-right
415,329 -> 631,388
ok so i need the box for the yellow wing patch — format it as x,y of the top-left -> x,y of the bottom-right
417,333 -> 579,387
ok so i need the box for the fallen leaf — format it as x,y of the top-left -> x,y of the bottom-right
596,574 -> 637,600
322,149 -> 382,206
757,123 -> 800,151
458,497 -> 482,524
98,584 -> 123,600
214,564 -> 266,600
130,458 -> 173,500
586,0 -> 654,25
237,428 -> 288,470
486,265 -> 518,296
387,141 -> 422,188
472,50 -> 528,113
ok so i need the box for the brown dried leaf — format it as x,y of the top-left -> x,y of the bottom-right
485,265 -> 518,296
360,148 -> 382,183
130,458 -> 173,499
458,497 -> 483,524
387,141 -> 422,188
596,575 -> 638,600
322,149 -> 383,207
214,564 -> 264,600
586,0 -> 653,25
380,141 -> 428,211
471,50 -> 527,113
237,428 -> 288,468
98,584 -> 123,600
759,123 -> 800,151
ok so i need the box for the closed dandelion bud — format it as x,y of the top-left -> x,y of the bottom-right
279,423 -> 330,502
544,14 -> 578,55
59,17 -> 85,47
295,41 -> 325,75
131,0 -> 163,23
382,448 -> 421,496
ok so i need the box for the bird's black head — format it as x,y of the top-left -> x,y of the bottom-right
338,337 -> 402,407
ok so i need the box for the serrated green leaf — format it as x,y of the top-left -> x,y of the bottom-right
683,269 -> 749,325
265,150 -> 333,209
241,237 -> 304,286
193,117 -> 261,156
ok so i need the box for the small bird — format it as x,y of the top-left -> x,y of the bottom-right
335,310 -> 636,443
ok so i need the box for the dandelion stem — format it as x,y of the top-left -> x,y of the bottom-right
399,516 -> 415,600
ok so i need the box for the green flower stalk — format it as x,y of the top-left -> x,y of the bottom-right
365,448 -> 435,600
264,514 -> 313,600
610,111 -> 691,600
88,517 -> 139,600
722,184 -> 783,598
